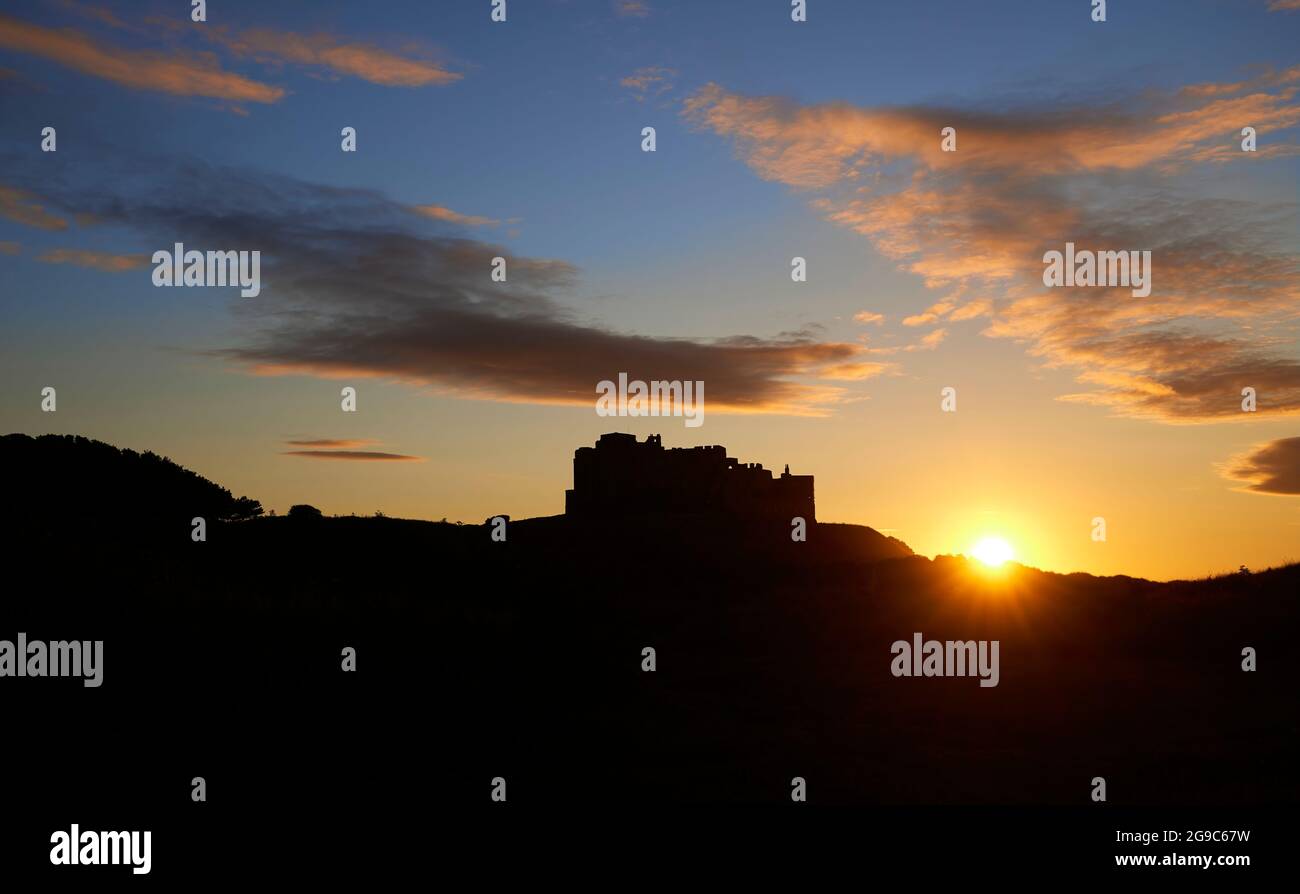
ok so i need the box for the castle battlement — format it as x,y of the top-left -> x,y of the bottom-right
564,433 -> 815,521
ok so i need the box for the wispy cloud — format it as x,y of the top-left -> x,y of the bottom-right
55,1 -> 134,32
684,78 -> 1300,187
1180,63 -> 1300,98
615,1 -> 651,18
0,12 -> 284,103
413,204 -> 500,228
620,65 -> 675,101
204,27 -> 460,88
0,185 -> 68,230
36,248 -> 148,271
684,75 -> 1300,422
1220,437 -> 1300,494
863,329 -> 947,356
0,7 -> 461,108
281,438 -> 420,461
916,328 -> 947,350
902,301 -> 954,327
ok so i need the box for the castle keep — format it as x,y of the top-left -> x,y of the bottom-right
565,433 -> 815,521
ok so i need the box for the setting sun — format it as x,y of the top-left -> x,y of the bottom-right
971,537 -> 1014,568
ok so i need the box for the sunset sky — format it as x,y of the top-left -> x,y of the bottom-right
1,0 -> 1298,580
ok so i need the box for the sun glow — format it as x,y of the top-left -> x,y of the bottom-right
971,536 -> 1014,568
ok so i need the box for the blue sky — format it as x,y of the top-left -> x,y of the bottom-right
1,0 -> 1298,578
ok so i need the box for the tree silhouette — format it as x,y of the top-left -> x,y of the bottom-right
1,433 -> 262,538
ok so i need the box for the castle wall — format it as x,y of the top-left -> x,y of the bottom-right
566,433 -> 815,521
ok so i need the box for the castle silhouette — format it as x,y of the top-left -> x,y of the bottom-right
565,433 -> 815,521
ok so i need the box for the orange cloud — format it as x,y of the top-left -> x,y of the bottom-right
208,28 -> 460,87
616,1 -> 651,18
684,81 -> 1300,188
0,12 -> 284,103
686,77 -> 1300,422
816,360 -> 894,381
0,185 -> 68,230
36,248 -> 148,272
1181,63 -> 1300,98
30,6 -> 460,92
0,240 -> 20,255
413,204 -> 499,227
917,328 -> 947,349
902,300 -> 955,327
621,66 -> 675,101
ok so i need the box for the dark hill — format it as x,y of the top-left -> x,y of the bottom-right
0,433 -> 261,540
2,432 -> 1296,811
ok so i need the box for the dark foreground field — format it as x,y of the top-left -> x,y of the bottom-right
1,433 -> 1295,875
6,508 -> 1295,803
